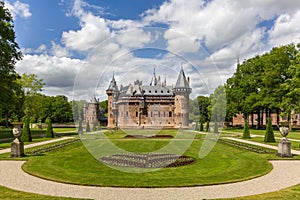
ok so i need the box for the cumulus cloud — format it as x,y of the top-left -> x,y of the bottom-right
16,0 -> 300,100
4,0 -> 32,19
269,11 -> 300,46
62,12 -> 111,51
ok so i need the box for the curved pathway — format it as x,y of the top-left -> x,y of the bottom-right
0,160 -> 300,199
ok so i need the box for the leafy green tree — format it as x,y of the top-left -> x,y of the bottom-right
45,117 -> 54,138
197,96 -> 210,123
264,118 -> 275,142
0,2 -> 23,126
17,73 -> 44,95
51,95 -> 73,123
99,100 -> 108,114
22,116 -> 32,142
86,121 -> 90,132
242,119 -> 250,139
209,85 -> 226,123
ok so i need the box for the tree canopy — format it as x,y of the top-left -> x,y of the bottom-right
0,2 -> 23,125
225,43 -> 300,127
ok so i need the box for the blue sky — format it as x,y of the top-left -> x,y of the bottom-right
4,0 -> 300,100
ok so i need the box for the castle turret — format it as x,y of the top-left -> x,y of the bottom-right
106,74 -> 119,128
84,96 -> 100,128
173,68 -> 192,128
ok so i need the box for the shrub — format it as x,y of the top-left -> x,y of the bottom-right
200,122 -> 204,131
242,119 -> 251,139
78,120 -> 83,134
86,121 -> 90,132
92,123 -> 97,131
205,121 -> 210,132
213,122 -> 218,133
264,117 -> 275,142
98,121 -> 101,131
22,116 -> 32,142
45,117 -> 54,138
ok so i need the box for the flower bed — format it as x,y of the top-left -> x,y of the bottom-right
26,139 -> 80,155
100,153 -> 195,168
124,135 -> 174,139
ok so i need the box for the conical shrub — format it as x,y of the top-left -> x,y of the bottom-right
264,117 -> 275,142
242,119 -> 251,139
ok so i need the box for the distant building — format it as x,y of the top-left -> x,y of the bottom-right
83,97 -> 106,127
106,68 -> 192,129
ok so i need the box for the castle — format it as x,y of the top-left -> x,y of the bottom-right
105,68 -> 192,129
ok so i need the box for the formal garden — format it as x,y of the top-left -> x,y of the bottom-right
1,127 -> 300,199
2,1 -> 300,199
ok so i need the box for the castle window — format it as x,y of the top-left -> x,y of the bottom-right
149,90 -> 151,93
151,112 -> 153,117
158,111 -> 160,117
155,90 -> 157,93
169,111 -> 172,117
161,90 -> 163,93
136,112 -> 138,117
167,90 -> 170,93
126,111 -> 129,117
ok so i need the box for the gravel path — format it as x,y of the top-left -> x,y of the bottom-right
0,160 -> 300,199
225,137 -> 300,155
0,136 -> 74,154
1,136 -> 300,199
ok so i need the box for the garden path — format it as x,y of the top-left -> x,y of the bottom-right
0,136 -> 74,154
0,160 -> 300,199
1,136 -> 300,199
225,137 -> 300,155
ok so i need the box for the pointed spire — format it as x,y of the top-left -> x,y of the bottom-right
174,67 -> 190,89
153,67 -> 158,86
107,73 -> 119,91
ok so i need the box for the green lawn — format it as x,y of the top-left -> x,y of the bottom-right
22,130 -> 272,187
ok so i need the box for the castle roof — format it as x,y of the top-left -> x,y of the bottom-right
174,68 -> 190,89
107,74 -> 119,91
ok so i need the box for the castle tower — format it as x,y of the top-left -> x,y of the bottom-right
106,74 -> 119,128
83,97 -> 100,127
173,68 -> 192,128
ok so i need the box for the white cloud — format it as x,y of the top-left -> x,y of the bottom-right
15,0 -> 300,100
115,28 -> 152,48
51,42 -> 70,57
62,12 -> 111,51
4,0 -> 32,19
269,11 -> 300,46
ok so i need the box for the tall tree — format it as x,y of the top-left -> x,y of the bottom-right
0,2 -> 23,125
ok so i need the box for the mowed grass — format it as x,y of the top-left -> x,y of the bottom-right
23,132 -> 272,187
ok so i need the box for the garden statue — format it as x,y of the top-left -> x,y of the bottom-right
277,124 -> 292,157
11,122 -> 25,157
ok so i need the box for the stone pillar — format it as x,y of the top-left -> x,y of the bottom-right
11,122 -> 25,158
277,126 -> 292,158
277,138 -> 292,158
